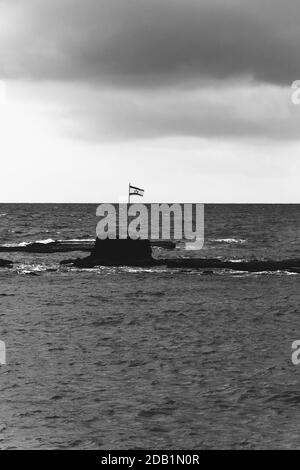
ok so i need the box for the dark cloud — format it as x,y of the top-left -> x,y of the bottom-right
1,0 -> 299,144
1,0 -> 300,86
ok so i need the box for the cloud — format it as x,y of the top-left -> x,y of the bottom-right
1,0 -> 300,87
1,0 -> 300,145
19,80 -> 297,142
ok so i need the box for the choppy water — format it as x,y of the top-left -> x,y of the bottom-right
0,204 -> 299,449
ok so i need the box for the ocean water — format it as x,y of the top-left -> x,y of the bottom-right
0,204 -> 299,449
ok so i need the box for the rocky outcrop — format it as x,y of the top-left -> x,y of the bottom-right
0,259 -> 13,268
60,237 -> 300,272
0,239 -> 175,254
166,258 -> 300,273
61,238 -> 161,268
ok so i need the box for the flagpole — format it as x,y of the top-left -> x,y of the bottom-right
128,182 -> 130,204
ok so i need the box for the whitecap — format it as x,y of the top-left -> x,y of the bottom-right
212,238 -> 246,244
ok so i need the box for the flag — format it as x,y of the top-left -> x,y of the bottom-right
129,185 -> 144,197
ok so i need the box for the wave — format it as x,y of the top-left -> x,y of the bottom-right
2,238 -> 94,247
6,238 -> 56,247
0,239 -> 94,253
7,264 -> 299,277
2,256 -> 299,276
211,238 -> 246,244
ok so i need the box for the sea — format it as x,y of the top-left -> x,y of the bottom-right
0,204 -> 299,449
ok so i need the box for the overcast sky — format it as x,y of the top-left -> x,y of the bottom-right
0,0 -> 300,202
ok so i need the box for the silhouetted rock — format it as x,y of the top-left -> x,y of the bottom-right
60,238 -> 300,272
0,259 -> 13,268
0,239 -> 175,254
61,238 -> 161,267
166,258 -> 300,272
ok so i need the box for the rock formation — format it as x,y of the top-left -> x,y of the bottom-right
166,258 -> 300,273
61,238 -> 161,268
0,239 -> 175,254
60,237 -> 300,273
0,259 -> 13,268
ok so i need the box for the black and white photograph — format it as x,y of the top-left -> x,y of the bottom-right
0,0 -> 300,454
